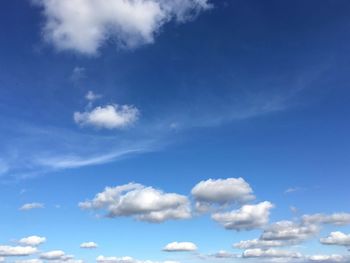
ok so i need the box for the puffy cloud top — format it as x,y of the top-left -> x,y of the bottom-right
79,183 -> 191,223
18,236 -> 46,246
34,0 -> 212,54
320,231 -> 350,247
212,201 -> 274,231
80,242 -> 98,249
74,104 -> 139,129
191,178 -> 255,211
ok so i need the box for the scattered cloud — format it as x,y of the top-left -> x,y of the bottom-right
79,183 -> 191,223
242,248 -> 302,259
96,255 -> 179,263
234,239 -> 287,249
18,236 -> 46,246
74,104 -> 139,129
0,246 -> 38,257
33,0 -> 212,54
191,177 -> 255,212
285,187 -> 303,194
261,220 -> 319,243
19,203 -> 44,211
85,91 -> 102,102
14,260 -> 43,263
212,201 -> 274,230
302,213 -> 350,226
40,250 -> 66,260
320,232 -> 350,247
80,242 -> 98,249
307,254 -> 350,262
209,250 -> 238,259
71,67 -> 86,83
162,242 -> 197,252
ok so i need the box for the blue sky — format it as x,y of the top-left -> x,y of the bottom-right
1,0 -> 350,263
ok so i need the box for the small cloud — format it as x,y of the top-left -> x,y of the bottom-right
0,245 -> 38,257
242,248 -> 302,259
162,242 -> 197,252
284,187 -> 303,194
74,104 -> 139,130
71,67 -> 86,83
320,231 -> 350,247
80,242 -> 98,249
19,203 -> 44,211
18,236 -> 46,246
85,91 -> 102,102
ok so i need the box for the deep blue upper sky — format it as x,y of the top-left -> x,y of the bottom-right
0,1 -> 350,263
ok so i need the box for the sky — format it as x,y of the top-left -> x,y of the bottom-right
0,0 -> 350,263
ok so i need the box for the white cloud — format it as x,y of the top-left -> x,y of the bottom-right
85,91 -> 102,102
191,178 -> 255,212
307,254 -> 350,262
302,213 -> 350,226
210,250 -> 238,259
40,250 -> 66,260
79,183 -> 191,223
162,242 -> 197,252
18,236 -> 46,246
19,203 -> 44,211
33,0 -> 212,54
242,248 -> 302,259
80,242 -> 98,249
261,221 -> 319,243
0,257 -> 3,263
15,260 -> 43,263
212,201 -> 274,230
74,104 -> 139,129
96,255 -> 179,263
0,246 -> 38,257
234,239 -> 287,249
320,232 -> 350,247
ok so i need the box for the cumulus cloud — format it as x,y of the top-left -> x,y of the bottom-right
234,239 -> 287,249
261,221 -> 319,243
162,242 -> 197,252
80,242 -> 98,249
74,104 -> 139,129
33,0 -> 212,54
210,250 -> 238,259
18,236 -> 46,246
191,177 -> 255,212
96,255 -> 178,263
79,183 -> 191,223
320,232 -> 350,247
19,203 -> 44,211
14,260 -> 43,263
0,246 -> 38,257
85,91 -> 102,102
211,201 -> 274,230
242,248 -> 302,259
40,250 -> 67,260
307,254 -> 350,262
302,213 -> 350,226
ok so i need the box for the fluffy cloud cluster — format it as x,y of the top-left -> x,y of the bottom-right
79,183 -> 191,223
19,203 -> 44,211
191,178 -> 255,212
234,239 -> 286,249
320,232 -> 350,247
162,242 -> 197,252
18,236 -> 46,246
74,104 -> 139,129
33,0 -> 212,54
0,246 -> 38,257
307,254 -> 350,262
212,201 -> 274,230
